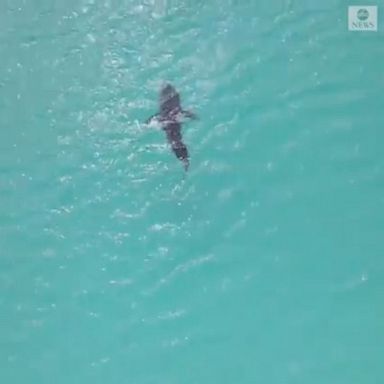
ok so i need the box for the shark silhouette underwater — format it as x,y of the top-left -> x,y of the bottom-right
145,84 -> 198,171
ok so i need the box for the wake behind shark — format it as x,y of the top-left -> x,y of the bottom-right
145,84 -> 197,171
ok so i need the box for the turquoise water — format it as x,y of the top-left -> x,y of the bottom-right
1,0 -> 384,383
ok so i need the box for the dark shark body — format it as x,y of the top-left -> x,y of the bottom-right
146,84 -> 197,171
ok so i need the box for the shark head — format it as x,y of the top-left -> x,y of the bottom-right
159,83 -> 180,114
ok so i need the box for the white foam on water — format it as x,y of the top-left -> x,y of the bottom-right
152,0 -> 167,19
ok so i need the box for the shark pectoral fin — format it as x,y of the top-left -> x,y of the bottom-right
145,113 -> 160,125
182,110 -> 198,120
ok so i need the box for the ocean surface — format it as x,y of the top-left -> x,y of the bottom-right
1,1 -> 383,383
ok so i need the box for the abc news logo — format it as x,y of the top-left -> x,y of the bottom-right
348,6 -> 378,31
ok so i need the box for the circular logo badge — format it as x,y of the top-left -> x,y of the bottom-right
357,8 -> 369,21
